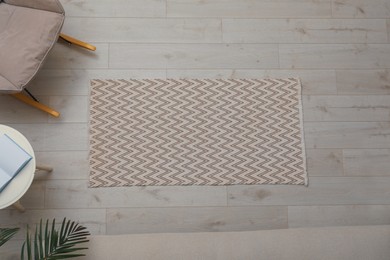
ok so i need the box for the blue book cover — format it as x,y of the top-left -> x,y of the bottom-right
0,134 -> 32,192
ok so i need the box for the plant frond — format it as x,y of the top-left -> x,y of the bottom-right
21,218 -> 90,260
0,227 -> 19,247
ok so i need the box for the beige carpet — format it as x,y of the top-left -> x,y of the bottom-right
89,78 -> 307,187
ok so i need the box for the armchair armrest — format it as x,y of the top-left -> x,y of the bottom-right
4,0 -> 64,14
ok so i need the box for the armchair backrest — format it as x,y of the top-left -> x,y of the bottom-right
4,0 -> 64,14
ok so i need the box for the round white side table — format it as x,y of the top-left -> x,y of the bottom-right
0,124 -> 52,212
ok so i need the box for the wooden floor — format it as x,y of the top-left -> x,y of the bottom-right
2,0 -> 390,256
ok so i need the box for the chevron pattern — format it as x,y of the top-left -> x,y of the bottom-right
89,78 -> 307,187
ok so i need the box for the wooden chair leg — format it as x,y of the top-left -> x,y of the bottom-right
11,93 -> 60,117
36,164 -> 53,173
59,33 -> 96,51
12,200 -> 25,212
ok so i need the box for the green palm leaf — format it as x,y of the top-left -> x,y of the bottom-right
21,218 -> 90,260
0,227 -> 19,247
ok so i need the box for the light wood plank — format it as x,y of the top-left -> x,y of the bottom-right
85,69 -> 167,80
167,69 -> 234,78
167,69 -> 337,95
223,19 -> 388,43
60,0 -> 166,17
280,44 -> 390,69
28,70 -> 91,96
29,69 -> 166,96
109,44 -> 279,69
18,181 -> 45,210
306,149 -> 344,176
0,240 -> 23,260
303,95 -> 390,122
63,18 -> 222,43
343,149 -> 390,176
336,69 -> 390,95
332,0 -> 390,18
0,96 -> 49,123
44,123 -> 88,151
228,177 -> 390,206
304,122 -> 390,149
34,151 -> 89,180
106,206 -> 287,234
45,180 -> 227,208
288,205 -> 390,227
388,19 -> 390,43
0,209 -> 106,237
43,43 -> 109,69
167,0 -> 332,18
48,96 -> 89,123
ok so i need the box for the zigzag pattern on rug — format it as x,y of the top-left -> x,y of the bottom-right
89,78 -> 307,187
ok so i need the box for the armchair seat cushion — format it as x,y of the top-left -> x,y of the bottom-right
0,2 -> 64,93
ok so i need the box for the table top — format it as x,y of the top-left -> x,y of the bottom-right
0,124 -> 36,209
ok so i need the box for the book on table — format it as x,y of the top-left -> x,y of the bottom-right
0,134 -> 32,192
